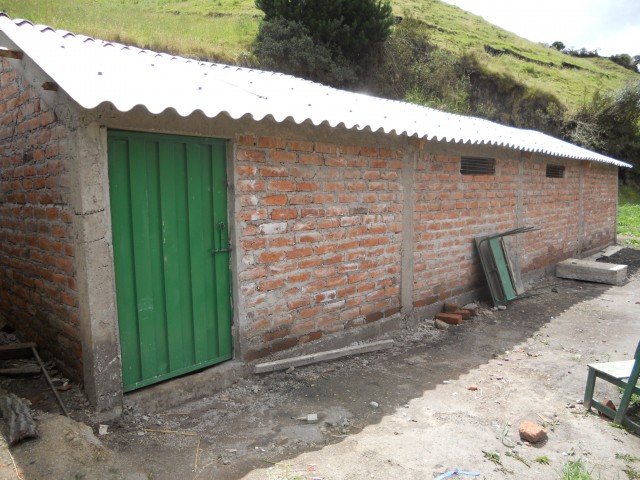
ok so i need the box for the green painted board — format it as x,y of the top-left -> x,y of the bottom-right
488,237 -> 517,301
108,130 -> 232,392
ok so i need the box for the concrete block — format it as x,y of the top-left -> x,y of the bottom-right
556,259 -> 627,286
435,313 -> 463,325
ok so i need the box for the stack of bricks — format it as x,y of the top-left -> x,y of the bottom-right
435,303 -> 476,325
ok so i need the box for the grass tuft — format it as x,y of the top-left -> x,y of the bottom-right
561,459 -> 593,480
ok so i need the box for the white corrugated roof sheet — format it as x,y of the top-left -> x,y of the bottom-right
0,14 -> 631,168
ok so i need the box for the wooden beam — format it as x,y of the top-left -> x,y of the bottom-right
0,48 -> 23,60
0,342 -> 36,360
0,365 -> 41,376
254,339 -> 394,374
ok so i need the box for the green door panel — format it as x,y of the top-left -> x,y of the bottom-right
108,131 -> 232,392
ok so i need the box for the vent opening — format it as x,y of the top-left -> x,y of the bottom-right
461,157 -> 495,175
546,164 -> 565,178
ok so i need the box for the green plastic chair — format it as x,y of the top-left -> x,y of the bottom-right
584,341 -> 640,434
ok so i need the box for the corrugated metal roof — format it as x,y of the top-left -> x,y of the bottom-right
0,14 -> 631,168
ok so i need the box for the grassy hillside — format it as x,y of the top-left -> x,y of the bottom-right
619,185 -> 640,245
1,0 -> 636,113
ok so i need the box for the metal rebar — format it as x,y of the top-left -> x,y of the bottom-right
30,345 -> 69,417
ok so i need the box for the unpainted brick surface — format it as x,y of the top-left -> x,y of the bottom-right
412,153 -> 518,307
236,136 -> 403,359
0,59 -> 80,378
237,138 -> 618,360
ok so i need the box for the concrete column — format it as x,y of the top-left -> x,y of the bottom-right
578,163 -> 586,249
70,124 -> 123,415
516,153 -> 525,259
400,145 -> 417,319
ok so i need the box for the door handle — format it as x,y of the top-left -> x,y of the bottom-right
212,221 -> 232,254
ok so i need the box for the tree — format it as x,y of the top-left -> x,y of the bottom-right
254,0 -> 394,84
550,41 -> 565,51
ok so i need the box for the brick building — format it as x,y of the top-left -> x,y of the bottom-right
0,15 -> 630,413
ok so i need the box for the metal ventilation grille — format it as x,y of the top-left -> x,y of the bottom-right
460,157 -> 495,175
546,164 -> 565,178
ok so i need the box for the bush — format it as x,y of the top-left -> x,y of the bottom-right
255,0 -> 394,65
253,17 -> 357,85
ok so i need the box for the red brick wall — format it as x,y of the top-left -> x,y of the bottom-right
412,153 -> 518,308
582,162 -> 618,251
235,135 -> 403,360
521,159 -> 581,271
235,137 -> 618,360
0,59 -> 80,376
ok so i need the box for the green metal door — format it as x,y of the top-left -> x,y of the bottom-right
108,130 -> 232,392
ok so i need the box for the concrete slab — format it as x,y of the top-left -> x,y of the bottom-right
123,361 -> 252,412
556,258 -> 627,285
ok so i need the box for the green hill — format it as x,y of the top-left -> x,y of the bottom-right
1,0 -> 635,113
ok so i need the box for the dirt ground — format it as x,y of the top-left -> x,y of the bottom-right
1,247 -> 639,480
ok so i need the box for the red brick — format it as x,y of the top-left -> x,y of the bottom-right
236,134 -> 255,146
258,278 -> 285,292
257,136 -> 285,149
287,140 -> 314,152
288,271 -> 311,283
298,331 -> 323,344
453,309 -> 471,320
269,180 -> 296,191
315,143 -> 337,154
298,232 -> 322,243
263,194 -> 288,206
296,181 -> 319,191
270,151 -> 297,163
288,298 -> 311,310
285,247 -> 312,259
518,421 -> 547,443
237,149 -> 265,162
443,303 -> 458,313
300,154 -> 323,165
237,165 -> 257,176
271,208 -> 298,220
258,251 -> 286,263
435,313 -> 463,325
260,166 -> 288,177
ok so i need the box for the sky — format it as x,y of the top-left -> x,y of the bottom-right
440,0 -> 639,57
